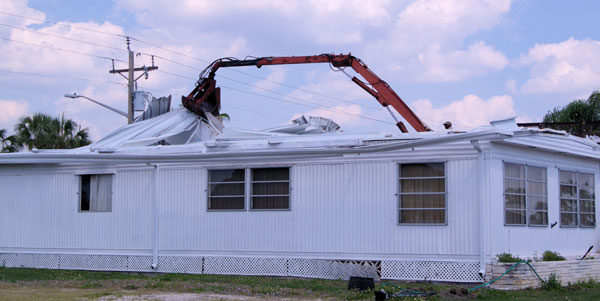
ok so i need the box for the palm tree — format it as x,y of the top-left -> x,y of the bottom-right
0,128 -> 18,153
14,113 -> 91,150
543,91 -> 600,136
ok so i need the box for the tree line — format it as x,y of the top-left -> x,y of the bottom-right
541,91 -> 600,137
1,113 -> 91,153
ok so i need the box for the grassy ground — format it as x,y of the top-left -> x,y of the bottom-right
1,267 -> 600,300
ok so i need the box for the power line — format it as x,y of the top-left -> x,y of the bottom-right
0,10 -> 429,128
0,9 -> 396,113
0,36 -> 127,63
0,11 -> 127,38
0,68 -> 126,85
155,69 -> 393,124
0,22 -> 127,52
150,56 -> 388,115
135,84 -> 290,122
148,54 -> 385,112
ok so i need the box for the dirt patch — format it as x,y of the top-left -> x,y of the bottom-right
98,293 -> 260,300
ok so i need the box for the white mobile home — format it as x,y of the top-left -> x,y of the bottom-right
1,109 -> 598,283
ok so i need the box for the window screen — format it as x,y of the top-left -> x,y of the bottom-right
503,163 -> 547,226
399,163 -> 446,224
560,171 -> 596,227
251,167 -> 290,209
80,174 -> 113,212
208,169 -> 245,210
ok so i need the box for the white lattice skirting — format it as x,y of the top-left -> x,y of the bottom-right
0,253 -> 482,282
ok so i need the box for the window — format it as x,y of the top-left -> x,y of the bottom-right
208,169 -> 245,210
207,167 -> 290,211
80,174 -> 113,212
251,168 -> 290,210
503,163 -> 547,226
560,171 -> 596,227
398,163 -> 446,224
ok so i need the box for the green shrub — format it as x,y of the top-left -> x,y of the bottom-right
541,273 -> 562,290
497,253 -> 524,263
542,250 -> 565,261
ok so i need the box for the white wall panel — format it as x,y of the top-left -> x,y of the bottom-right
0,170 -> 153,252
157,159 -> 479,259
488,145 -> 600,258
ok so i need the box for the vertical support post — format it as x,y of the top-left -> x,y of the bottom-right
151,164 -> 160,269
471,140 -> 486,279
127,49 -> 134,124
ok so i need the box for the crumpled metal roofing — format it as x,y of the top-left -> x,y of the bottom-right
0,113 -> 599,164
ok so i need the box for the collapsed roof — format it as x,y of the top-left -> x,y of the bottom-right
0,108 -> 599,164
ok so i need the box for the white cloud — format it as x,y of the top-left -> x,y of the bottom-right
252,68 -> 286,92
412,41 -> 508,82
0,99 -> 29,131
368,0 -> 512,81
410,94 -> 517,130
505,78 -> 518,94
519,38 -> 600,95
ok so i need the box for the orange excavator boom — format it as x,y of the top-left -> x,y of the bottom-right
182,53 -> 431,132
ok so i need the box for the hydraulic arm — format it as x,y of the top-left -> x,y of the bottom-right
182,53 -> 431,132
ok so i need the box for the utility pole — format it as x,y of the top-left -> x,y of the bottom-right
109,37 -> 158,124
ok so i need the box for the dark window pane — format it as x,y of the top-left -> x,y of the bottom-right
528,182 -> 547,196
505,163 -> 525,179
252,168 -> 289,181
561,213 -> 578,226
80,175 -> 90,211
209,169 -> 244,182
527,166 -> 546,181
580,200 -> 595,213
252,196 -> 289,209
529,211 -> 548,225
252,182 -> 289,195
581,214 -> 596,227
580,187 -> 595,200
560,185 -> 577,198
506,210 -> 526,224
400,178 -> 445,193
560,171 -> 576,185
505,194 -> 526,209
561,199 -> 577,212
209,183 -> 245,196
401,194 -> 445,209
528,196 -> 547,211
579,173 -> 594,187
400,209 -> 445,223
401,163 -> 444,178
504,179 -> 525,194
209,197 -> 244,210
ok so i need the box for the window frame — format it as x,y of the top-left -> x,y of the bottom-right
502,162 -> 548,227
559,169 -> 596,229
206,166 -> 292,212
397,162 -> 448,226
206,168 -> 247,211
77,172 -> 115,213
249,167 -> 291,211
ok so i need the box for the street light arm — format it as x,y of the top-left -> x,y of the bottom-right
64,93 -> 128,118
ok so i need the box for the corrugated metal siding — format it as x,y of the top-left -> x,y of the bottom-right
488,145 -> 600,258
1,150 -> 480,259
0,170 -> 153,252
157,160 -> 479,258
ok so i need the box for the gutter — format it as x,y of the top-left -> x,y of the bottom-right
470,140 -> 486,279
0,130 -> 502,164
150,164 -> 160,269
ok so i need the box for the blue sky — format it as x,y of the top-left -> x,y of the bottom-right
1,0 -> 599,140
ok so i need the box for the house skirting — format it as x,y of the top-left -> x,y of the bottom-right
0,252 -> 482,282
